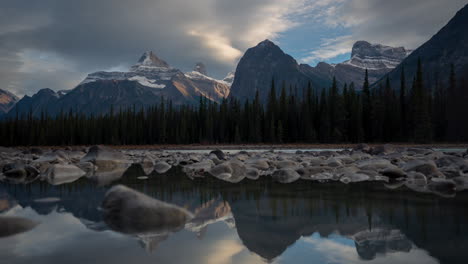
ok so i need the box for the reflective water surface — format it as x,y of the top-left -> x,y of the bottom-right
1,166 -> 468,264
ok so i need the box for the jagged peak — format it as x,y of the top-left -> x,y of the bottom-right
194,62 -> 207,75
133,51 -> 170,69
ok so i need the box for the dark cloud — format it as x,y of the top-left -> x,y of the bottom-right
0,0 -> 300,96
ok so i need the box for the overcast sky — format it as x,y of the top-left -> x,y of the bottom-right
1,0 -> 466,97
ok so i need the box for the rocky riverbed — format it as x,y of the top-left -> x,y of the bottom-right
1,144 -> 467,198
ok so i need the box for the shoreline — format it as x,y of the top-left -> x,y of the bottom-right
11,143 -> 468,151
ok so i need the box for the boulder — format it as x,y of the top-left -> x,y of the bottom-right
271,169 -> 300,183
427,178 -> 457,197
140,157 -> 155,175
356,158 -> 394,171
339,172 -> 370,184
245,168 -> 260,180
353,143 -> 371,153
371,144 -> 398,155
402,160 -> 443,178
44,164 -> 86,185
0,216 -> 39,238
81,145 -> 130,170
102,185 -> 193,234
154,161 -> 171,174
245,158 -> 270,170
209,149 -> 225,160
209,161 -> 246,183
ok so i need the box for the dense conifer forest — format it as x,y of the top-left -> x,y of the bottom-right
1,60 -> 467,146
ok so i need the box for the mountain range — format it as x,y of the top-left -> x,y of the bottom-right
1,3 -> 467,117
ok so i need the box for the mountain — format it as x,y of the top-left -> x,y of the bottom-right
229,39 -> 409,103
305,41 -> 411,87
8,52 -> 230,117
229,40 -> 332,103
8,88 -> 61,117
0,89 -> 18,114
378,3 -> 468,89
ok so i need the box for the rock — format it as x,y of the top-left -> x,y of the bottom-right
44,164 -> 86,185
0,216 -> 39,238
2,163 -> 40,184
209,161 -> 246,183
427,178 -> 457,197
275,160 -> 299,169
209,149 -> 225,160
140,157 -> 155,175
182,160 -> 215,178
402,160 -> 443,178
380,167 -> 406,179
371,144 -> 397,155
246,168 -> 260,180
309,172 -> 334,181
325,157 -> 342,167
436,156 -> 468,173
353,143 -> 371,153
81,145 -> 130,170
154,161 -> 171,174
271,169 -> 300,183
339,172 -> 370,184
101,185 -> 193,234
76,162 -> 97,174
34,151 -> 70,164
356,158 -> 394,171
245,158 -> 270,170
404,172 -> 429,193
453,176 -> 468,191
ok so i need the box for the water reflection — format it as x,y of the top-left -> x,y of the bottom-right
1,167 -> 468,264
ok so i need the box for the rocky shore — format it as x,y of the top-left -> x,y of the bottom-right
1,144 -> 467,199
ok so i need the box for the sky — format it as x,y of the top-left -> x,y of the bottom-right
0,0 -> 467,97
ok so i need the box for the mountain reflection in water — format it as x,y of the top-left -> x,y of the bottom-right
1,166 -> 468,264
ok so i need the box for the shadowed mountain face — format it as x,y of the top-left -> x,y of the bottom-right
229,39 -> 410,103
7,52 -> 230,117
229,40 -> 332,103
0,89 -> 18,114
378,3 -> 468,89
2,167 -> 468,264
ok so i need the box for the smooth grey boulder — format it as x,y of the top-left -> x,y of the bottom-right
154,161 -> 171,174
102,185 -> 193,234
245,158 -> 270,170
275,160 -> 299,169
428,178 -> 457,197
371,144 -> 398,155
209,149 -> 225,160
0,216 -> 39,238
402,160 -> 443,178
81,145 -> 130,170
182,160 -> 215,178
44,164 -> 86,185
140,157 -> 155,175
209,161 -> 246,183
339,172 -> 370,184
246,168 -> 260,180
356,158 -> 394,171
271,169 -> 300,183
453,176 -> 468,191
353,143 -> 371,153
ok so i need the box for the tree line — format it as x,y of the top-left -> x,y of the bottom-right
1,59 -> 467,146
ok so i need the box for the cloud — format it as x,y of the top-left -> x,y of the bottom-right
301,0 -> 467,65
0,0 -> 306,96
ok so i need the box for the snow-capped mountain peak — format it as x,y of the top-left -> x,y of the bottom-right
132,51 -> 170,69
345,41 -> 411,70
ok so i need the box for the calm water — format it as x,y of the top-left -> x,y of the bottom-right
1,165 -> 468,264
